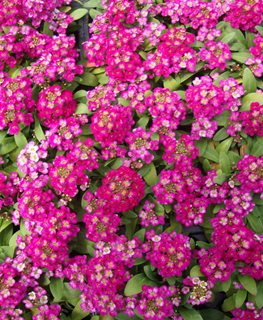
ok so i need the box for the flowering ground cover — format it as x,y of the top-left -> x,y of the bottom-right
0,0 -> 263,319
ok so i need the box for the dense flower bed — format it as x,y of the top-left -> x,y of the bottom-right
0,0 -> 263,319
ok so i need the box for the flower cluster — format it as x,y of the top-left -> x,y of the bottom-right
143,230 -> 191,277
145,88 -> 186,139
19,204 -> 79,270
1,0 -> 263,318
126,127 -> 159,164
96,166 -> 145,213
182,276 -> 213,306
80,252 -> 131,316
0,75 -> 34,134
246,34 -> 263,77
0,172 -> 18,211
127,285 -> 177,320
236,155 -> 263,194
240,102 -> 263,136
49,154 -> 89,198
139,201 -> 165,227
232,303 -> 263,320
198,155 -> 263,282
36,85 -> 77,127
224,0 -> 263,31
191,117 -> 218,140
83,207 -> 121,242
91,105 -> 134,147
199,41 -> 231,70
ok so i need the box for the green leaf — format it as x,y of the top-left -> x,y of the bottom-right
0,138 -> 17,155
199,309 -> 226,320
216,137 -> 233,153
89,8 -> 101,19
0,224 -> 13,245
249,137 -> 263,157
203,145 -> 219,163
253,195 -> 263,206
191,40 -> 204,48
238,275 -> 257,296
50,278 -> 64,302
111,158 -> 124,169
143,163 -> 158,186
195,139 -> 208,156
256,26 -> 263,36
70,8 -> 88,20
241,93 -> 263,111
133,258 -> 147,266
196,241 -> 212,249
9,67 -> 22,78
232,52 -> 251,64
165,216 -> 182,233
137,116 -> 149,129
235,289 -> 247,308
214,72 -> 230,85
14,132 -> 27,149
0,131 -> 6,144
34,116 -> 46,141
0,246 -> 16,260
222,295 -> 236,312
234,29 -> 247,46
176,90 -> 186,100
97,73 -> 109,85
139,51 -> 147,60
163,76 -> 180,91
63,283 -> 81,306
73,90 -> 87,100
124,273 -> 155,296
43,22 -> 53,36
116,313 -> 140,320
92,67 -> 105,75
165,276 -> 176,286
221,32 -> 236,44
118,98 -> 130,107
8,231 -> 21,247
84,0 -> 103,8
214,173 -> 228,185
75,103 -> 89,115
71,300 -> 90,320
247,212 -> 263,234
0,219 -> 12,233
179,308 -> 203,320
245,32 -> 255,48
228,151 -> 241,164
190,265 -> 204,277
213,128 -> 229,142
214,277 -> 232,293
255,281 -> 263,308
243,68 -> 257,93
74,239 -> 95,256
143,265 -> 160,282
219,151 -> 231,174
214,111 -> 230,126
202,159 -> 212,172
77,72 -> 98,87
133,229 -> 145,242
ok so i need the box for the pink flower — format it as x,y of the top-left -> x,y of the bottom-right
91,105 -> 134,147
36,86 -> 77,127
143,230 -> 191,277
96,166 -> 145,213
